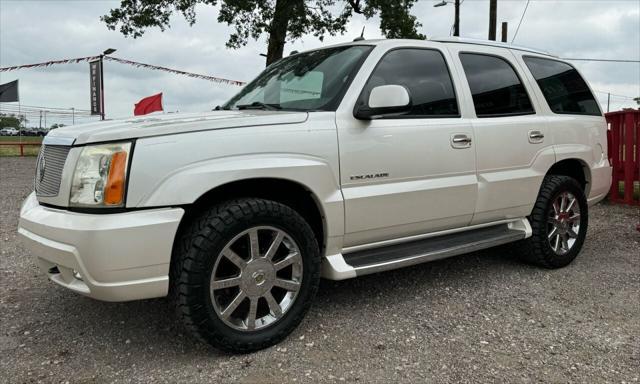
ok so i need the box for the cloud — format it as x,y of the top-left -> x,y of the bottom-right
0,0 -> 638,126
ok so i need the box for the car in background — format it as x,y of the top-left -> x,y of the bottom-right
21,128 -> 47,136
0,127 -> 19,136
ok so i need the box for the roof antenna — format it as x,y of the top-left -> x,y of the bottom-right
353,26 -> 365,41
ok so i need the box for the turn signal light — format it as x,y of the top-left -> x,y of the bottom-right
104,151 -> 127,206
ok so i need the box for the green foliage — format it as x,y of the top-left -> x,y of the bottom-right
0,115 -> 21,129
634,97 -> 640,106
102,0 -> 425,65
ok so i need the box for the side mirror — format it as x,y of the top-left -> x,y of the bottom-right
354,84 -> 412,120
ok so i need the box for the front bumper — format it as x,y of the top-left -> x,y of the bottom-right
18,192 -> 184,301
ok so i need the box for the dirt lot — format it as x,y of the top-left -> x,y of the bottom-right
1,156 -> 638,383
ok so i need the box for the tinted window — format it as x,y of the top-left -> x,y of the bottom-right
225,45 -> 372,111
361,49 -> 459,117
524,57 -> 601,116
459,53 -> 534,117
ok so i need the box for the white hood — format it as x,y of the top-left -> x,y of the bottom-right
47,110 -> 309,145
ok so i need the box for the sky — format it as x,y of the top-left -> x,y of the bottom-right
0,0 -> 639,127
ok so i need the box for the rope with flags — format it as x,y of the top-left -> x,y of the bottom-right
0,55 -> 246,86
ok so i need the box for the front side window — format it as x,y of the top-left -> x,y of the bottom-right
459,53 -> 534,117
359,48 -> 459,117
224,45 -> 373,111
523,57 -> 601,116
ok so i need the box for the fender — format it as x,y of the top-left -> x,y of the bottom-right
125,112 -> 345,255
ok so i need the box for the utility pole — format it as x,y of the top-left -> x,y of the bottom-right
489,0 -> 497,41
454,0 -> 460,37
39,110 -> 42,129
501,22 -> 508,42
607,93 -> 611,112
71,107 -> 75,125
434,0 -> 461,37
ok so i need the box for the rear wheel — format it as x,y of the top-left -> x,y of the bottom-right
172,199 -> 320,353
513,175 -> 588,268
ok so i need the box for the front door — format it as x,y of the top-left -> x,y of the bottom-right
336,46 -> 478,248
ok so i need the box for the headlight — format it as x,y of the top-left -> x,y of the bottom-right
69,142 -> 132,207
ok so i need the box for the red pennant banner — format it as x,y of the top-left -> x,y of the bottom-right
0,56 -> 245,86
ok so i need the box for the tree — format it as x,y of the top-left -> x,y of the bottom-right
0,114 -> 21,129
634,96 -> 640,106
102,0 -> 425,66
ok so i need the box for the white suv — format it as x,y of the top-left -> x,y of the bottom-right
19,38 -> 611,352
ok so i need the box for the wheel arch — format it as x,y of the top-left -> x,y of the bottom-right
169,177 -> 329,289
546,158 -> 592,195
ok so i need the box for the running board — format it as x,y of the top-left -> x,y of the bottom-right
322,219 -> 531,280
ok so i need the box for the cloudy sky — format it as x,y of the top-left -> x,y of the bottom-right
0,0 -> 638,127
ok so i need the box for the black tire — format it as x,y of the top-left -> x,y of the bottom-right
512,175 -> 588,269
172,198 -> 321,353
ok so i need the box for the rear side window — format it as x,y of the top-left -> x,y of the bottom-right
459,53 -> 534,117
361,48 -> 459,117
523,57 -> 601,116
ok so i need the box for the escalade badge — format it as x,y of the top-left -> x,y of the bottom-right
350,172 -> 389,181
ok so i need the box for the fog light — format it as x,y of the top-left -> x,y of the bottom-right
72,269 -> 83,281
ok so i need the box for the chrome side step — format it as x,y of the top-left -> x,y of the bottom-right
321,218 -> 531,280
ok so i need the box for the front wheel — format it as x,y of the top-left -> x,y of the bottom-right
172,199 -> 321,353
513,175 -> 588,268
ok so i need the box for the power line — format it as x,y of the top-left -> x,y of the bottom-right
511,0 -> 530,43
594,90 -> 637,100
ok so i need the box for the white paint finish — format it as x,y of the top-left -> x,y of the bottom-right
47,110 -> 308,145
368,85 -> 410,108
19,38 -> 613,299
128,112 -> 345,239
18,192 -> 183,301
335,42 -> 477,247
444,44 -> 557,225
336,116 -> 477,246
511,50 -> 611,200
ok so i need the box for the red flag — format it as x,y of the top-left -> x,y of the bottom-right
134,92 -> 163,116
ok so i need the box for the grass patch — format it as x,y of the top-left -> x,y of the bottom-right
0,138 -> 42,156
616,181 -> 640,200
0,136 -> 43,143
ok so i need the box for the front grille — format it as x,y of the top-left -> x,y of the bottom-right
35,145 -> 71,197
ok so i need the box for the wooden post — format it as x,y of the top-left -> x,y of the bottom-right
488,0 -> 497,40
20,143 -> 24,156
501,22 -> 508,42
623,112 -> 635,204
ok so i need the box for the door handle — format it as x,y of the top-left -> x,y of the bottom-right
529,130 -> 544,143
451,134 -> 472,149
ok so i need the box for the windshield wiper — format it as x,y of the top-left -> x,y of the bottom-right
236,101 -> 282,111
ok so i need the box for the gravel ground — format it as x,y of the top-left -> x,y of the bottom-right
1,157 -> 639,384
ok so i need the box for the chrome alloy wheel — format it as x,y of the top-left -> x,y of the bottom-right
547,191 -> 582,255
210,226 -> 303,331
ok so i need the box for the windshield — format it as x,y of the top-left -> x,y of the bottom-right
224,45 -> 373,111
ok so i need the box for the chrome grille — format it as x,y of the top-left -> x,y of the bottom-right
35,145 -> 71,197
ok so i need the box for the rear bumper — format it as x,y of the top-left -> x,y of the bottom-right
18,192 -> 184,301
588,164 -> 612,205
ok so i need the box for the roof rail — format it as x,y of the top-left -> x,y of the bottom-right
430,36 -> 556,57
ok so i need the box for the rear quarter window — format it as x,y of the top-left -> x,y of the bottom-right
523,56 -> 601,116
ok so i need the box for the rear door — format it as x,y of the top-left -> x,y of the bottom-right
335,45 -> 478,247
446,45 -> 556,224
